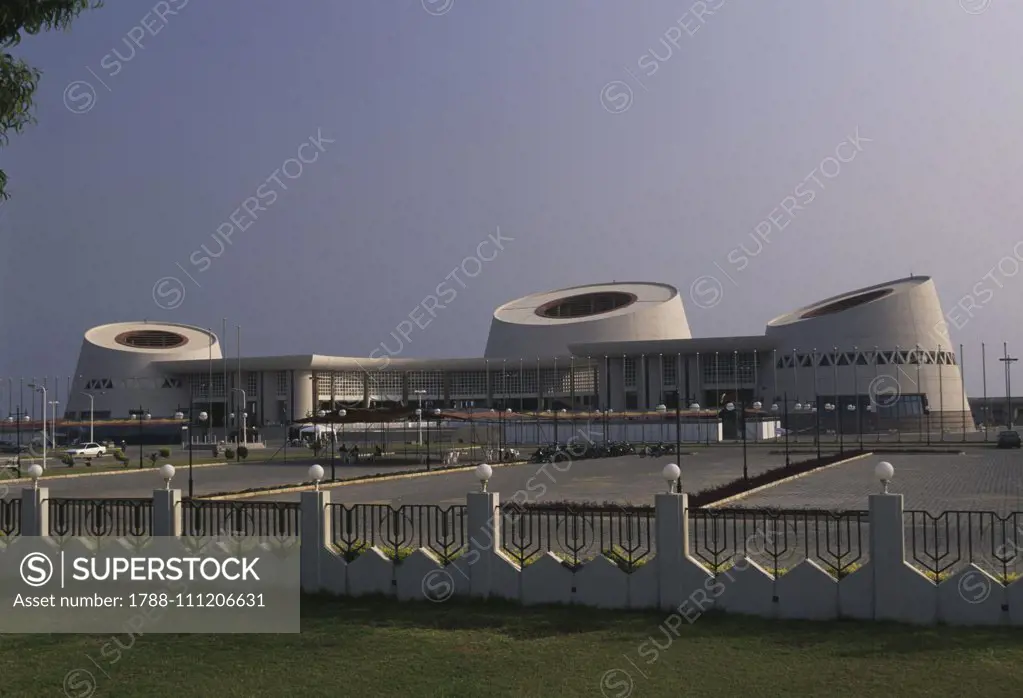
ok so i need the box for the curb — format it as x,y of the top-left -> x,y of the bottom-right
0,460 -> 230,486
205,460 -> 532,500
702,452 -> 874,508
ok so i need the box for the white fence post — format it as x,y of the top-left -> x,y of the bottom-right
19,486 -> 48,536
655,491 -> 686,610
151,489 -> 181,537
869,490 -> 937,623
300,490 -> 330,593
467,491 -> 500,598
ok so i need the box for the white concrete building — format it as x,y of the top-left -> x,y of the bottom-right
56,275 -> 972,434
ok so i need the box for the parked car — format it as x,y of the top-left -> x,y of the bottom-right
65,442 -> 108,457
996,431 -> 1021,449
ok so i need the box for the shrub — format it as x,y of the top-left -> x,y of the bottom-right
236,445 -> 248,460
112,449 -> 127,464
148,452 -> 159,467
158,447 -> 171,458
224,447 -> 235,460
61,453 -> 75,467
211,445 -> 220,458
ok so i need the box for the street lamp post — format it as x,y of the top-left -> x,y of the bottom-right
825,403 -> 835,455
772,397 -> 790,467
318,408 -> 334,481
503,408 -> 512,460
851,399 -> 859,448
414,408 -> 422,462
725,401 -> 748,482
337,409 -> 346,469
81,392 -> 95,443
674,393 -> 682,456
414,390 -> 426,444
48,401 -> 59,450
134,407 -> 151,469
27,383 -> 46,470
7,410 -> 28,476
231,388 -> 247,459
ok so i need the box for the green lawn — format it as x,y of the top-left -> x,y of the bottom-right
3,596 -> 1023,697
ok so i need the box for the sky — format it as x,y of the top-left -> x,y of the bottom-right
1,0 -> 1022,398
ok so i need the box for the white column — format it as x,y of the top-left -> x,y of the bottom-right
20,486 -> 49,536
655,492 -> 687,610
152,489 -> 182,537
467,491 -> 501,598
301,490 -> 331,593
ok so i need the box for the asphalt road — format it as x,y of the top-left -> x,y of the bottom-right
1,460 -> 432,499
249,448 -> 800,505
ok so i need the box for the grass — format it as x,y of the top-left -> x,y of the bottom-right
2,596 -> 1023,697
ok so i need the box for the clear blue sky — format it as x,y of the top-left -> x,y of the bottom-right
2,0 -> 1021,397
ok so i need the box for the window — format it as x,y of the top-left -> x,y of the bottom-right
701,353 -> 755,384
662,359 -> 677,387
161,377 -> 183,389
84,379 -> 113,390
209,374 -> 225,397
449,371 -> 487,398
571,367 -> 596,394
367,371 -> 403,400
276,371 -> 288,396
316,374 -> 332,395
333,372 -> 364,400
623,357 -> 637,388
408,370 -> 444,397
247,374 -> 258,396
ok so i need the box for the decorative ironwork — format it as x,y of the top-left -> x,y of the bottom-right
327,504 -> 467,562
498,504 -> 654,570
904,510 -> 1023,584
180,501 -> 300,538
1,498 -> 20,537
47,498 -> 152,537
688,508 -> 869,577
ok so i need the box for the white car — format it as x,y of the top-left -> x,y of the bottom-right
66,442 -> 107,458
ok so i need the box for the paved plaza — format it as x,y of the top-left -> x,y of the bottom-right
735,450 -> 1023,514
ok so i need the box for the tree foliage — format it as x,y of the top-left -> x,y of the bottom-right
0,1 -> 102,201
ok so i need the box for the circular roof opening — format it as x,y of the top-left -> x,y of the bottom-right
799,288 -> 893,320
536,291 -> 638,319
114,330 -> 189,349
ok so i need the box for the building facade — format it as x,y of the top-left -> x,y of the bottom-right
56,276 -> 973,434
